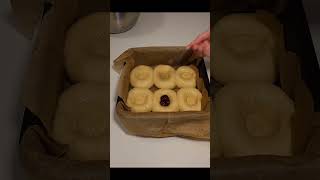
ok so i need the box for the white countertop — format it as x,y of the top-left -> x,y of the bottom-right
110,13 -> 210,167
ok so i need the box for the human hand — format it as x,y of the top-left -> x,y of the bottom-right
186,30 -> 210,57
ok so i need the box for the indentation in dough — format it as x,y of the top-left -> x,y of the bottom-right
154,65 -> 176,89
130,65 -> 154,88
127,88 -> 153,112
177,88 -> 202,111
176,66 -> 196,88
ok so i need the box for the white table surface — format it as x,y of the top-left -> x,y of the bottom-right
110,13 -> 210,167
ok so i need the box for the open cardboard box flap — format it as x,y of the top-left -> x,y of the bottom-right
113,47 -> 211,140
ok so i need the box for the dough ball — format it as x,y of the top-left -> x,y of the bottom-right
153,89 -> 179,112
52,83 -> 108,161
130,65 -> 154,88
64,12 -> 108,83
127,88 -> 153,112
177,88 -> 202,111
175,66 -> 197,88
154,65 -> 176,89
214,82 -> 294,157
212,14 -> 277,84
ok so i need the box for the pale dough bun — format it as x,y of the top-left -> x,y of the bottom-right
52,83 -> 108,161
212,14 -> 277,84
214,82 -> 294,157
64,12 -> 108,83
130,65 -> 154,88
154,65 -> 176,89
177,88 -> 202,111
175,66 -> 197,88
127,88 -> 153,112
153,89 -> 179,112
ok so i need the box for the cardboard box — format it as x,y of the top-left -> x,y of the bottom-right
13,0 -> 110,179
212,0 -> 320,179
113,47 -> 210,140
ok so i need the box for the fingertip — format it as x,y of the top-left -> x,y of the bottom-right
194,47 -> 203,57
186,42 -> 194,49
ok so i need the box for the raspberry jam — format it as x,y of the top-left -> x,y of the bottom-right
160,95 -> 170,106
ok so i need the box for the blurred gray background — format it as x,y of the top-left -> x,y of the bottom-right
0,0 -> 30,180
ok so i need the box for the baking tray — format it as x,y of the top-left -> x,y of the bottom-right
117,57 -> 211,104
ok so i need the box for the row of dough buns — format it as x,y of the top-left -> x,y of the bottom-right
130,65 -> 197,89
127,88 -> 202,112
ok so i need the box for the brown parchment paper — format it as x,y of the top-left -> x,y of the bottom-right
113,47 -> 210,140
211,10 -> 320,180
17,0 -> 109,179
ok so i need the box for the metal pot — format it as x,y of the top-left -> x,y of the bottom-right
110,12 -> 140,34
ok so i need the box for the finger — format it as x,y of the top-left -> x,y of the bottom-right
191,45 -> 200,55
186,43 -> 192,49
186,42 -> 196,49
196,45 -> 204,57
187,30 -> 210,48
191,31 -> 210,46
203,40 -> 210,57
195,41 -> 210,57
191,44 -> 200,51
204,47 -> 210,57
194,49 -> 202,57
192,44 -> 201,53
189,40 -> 205,52
187,38 -> 201,48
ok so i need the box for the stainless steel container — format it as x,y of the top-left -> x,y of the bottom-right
110,12 -> 140,34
